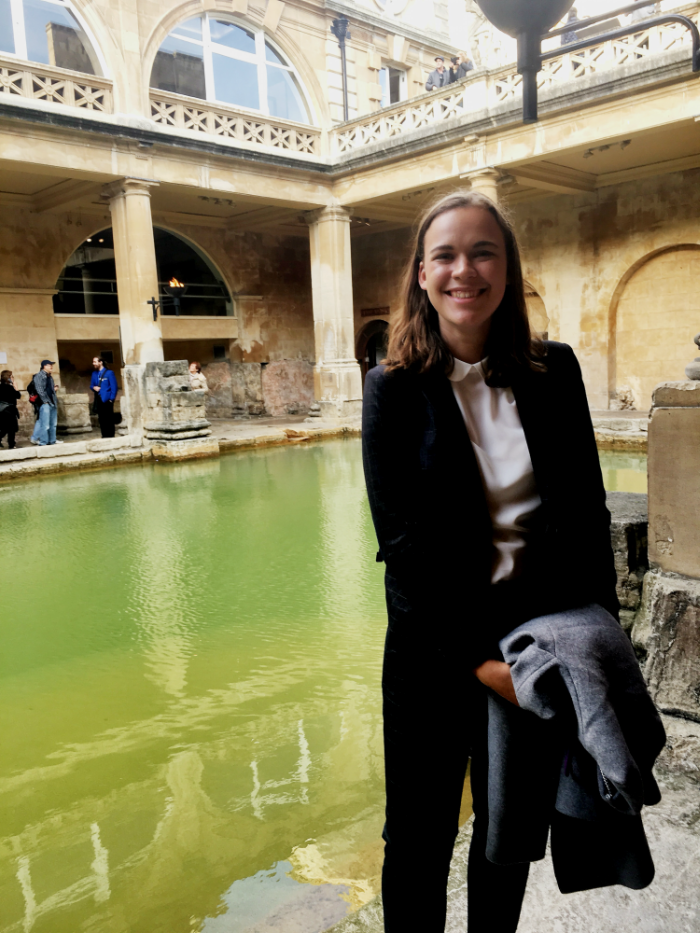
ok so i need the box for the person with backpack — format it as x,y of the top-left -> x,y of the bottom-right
31,360 -> 62,447
0,370 -> 21,449
90,356 -> 118,438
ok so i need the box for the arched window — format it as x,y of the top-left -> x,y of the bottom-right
0,0 -> 102,74
150,15 -> 312,124
53,228 -> 233,317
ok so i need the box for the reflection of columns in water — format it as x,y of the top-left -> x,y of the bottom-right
250,720 -> 311,820
317,442 -> 368,619
126,479 -> 202,697
16,823 -> 110,932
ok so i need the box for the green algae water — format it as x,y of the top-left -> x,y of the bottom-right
0,440 -> 646,933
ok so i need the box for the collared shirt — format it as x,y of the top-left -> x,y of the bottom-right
448,357 -> 541,583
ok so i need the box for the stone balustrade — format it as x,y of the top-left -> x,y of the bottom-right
0,56 -> 112,112
330,5 -> 700,157
149,90 -> 323,157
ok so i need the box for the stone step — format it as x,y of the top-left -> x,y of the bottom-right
0,435 -> 137,463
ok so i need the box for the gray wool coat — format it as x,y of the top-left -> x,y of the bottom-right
486,603 -> 666,894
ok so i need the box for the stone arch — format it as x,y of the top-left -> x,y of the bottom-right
142,4 -> 324,125
608,244 -> 700,410
524,281 -> 549,338
356,319 -> 389,384
53,225 -> 233,317
67,0 -> 124,81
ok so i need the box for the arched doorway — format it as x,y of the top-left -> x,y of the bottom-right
612,245 -> 700,410
357,320 -> 389,383
53,227 -> 233,317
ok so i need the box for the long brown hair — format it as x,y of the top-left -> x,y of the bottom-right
384,190 -> 545,384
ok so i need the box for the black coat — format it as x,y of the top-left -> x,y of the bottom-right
361,341 -> 619,671
0,383 -> 20,434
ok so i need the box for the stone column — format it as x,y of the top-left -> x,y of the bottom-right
463,168 -> 501,204
102,177 -> 164,366
305,204 -> 363,420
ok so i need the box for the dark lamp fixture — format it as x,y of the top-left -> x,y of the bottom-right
331,16 -> 351,121
476,0 -> 700,123
147,278 -> 188,320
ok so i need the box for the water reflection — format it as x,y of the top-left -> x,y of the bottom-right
0,440 -> 386,933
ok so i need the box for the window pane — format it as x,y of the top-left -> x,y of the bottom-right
171,16 -> 202,41
151,35 -> 205,99
212,53 -> 259,110
265,41 -> 285,65
0,0 -> 15,54
209,20 -> 256,54
267,65 -> 307,122
23,0 -> 96,73
389,68 -> 402,103
379,67 -> 389,108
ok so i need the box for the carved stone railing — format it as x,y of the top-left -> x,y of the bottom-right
332,5 -> 700,156
0,56 -> 112,112
149,90 -> 322,157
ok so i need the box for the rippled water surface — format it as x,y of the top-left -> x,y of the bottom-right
0,439 -> 646,933
0,440 -> 387,933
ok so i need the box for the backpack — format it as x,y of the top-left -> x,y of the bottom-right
27,379 -> 41,408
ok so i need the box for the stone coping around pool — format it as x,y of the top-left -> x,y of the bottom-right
0,419 -> 362,481
591,410 -> 649,452
325,714 -> 700,933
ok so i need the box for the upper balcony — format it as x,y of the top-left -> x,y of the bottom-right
0,3 -> 698,171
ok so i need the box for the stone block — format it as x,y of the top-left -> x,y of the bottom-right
607,492 -> 648,619
56,393 -> 92,434
652,380 -> 700,409
0,447 -> 37,462
150,436 -> 220,461
261,360 -> 314,416
36,441 -> 87,458
231,362 -> 264,416
203,361 -> 233,418
648,405 -> 700,577
86,437 -> 128,453
632,570 -> 700,720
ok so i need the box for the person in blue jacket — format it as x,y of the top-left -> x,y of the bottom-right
90,356 -> 118,438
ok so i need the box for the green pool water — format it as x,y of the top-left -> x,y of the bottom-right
0,441 -> 646,933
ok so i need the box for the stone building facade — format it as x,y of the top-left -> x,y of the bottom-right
0,0 -> 699,429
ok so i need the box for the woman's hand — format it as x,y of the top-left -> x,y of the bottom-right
472,659 -> 519,706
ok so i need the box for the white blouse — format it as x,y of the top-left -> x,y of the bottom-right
448,358 -> 541,584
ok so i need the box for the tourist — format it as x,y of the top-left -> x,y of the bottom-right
361,191 -> 658,932
33,360 -> 62,447
448,52 -> 474,82
425,56 -> 449,92
189,361 -> 209,391
90,357 -> 118,439
0,370 -> 20,449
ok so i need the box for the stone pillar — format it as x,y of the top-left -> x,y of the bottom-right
647,380 -> 700,578
305,204 -> 363,421
631,375 -> 700,721
102,177 -> 164,366
463,168 -> 501,204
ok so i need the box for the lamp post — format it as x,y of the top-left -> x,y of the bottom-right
476,0 -> 700,123
331,16 -> 351,121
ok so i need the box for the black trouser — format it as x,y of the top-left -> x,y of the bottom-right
0,413 -> 17,448
94,396 -> 115,438
381,578 -> 545,933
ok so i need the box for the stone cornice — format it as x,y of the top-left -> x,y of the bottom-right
323,0 -> 459,53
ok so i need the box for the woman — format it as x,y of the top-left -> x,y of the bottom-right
189,361 -> 209,392
362,191 -> 618,932
0,370 -> 21,449
449,51 -> 474,82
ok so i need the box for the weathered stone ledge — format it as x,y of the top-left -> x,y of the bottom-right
592,411 -> 649,452
0,420 -> 362,482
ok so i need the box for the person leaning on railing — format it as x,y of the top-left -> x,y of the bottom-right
448,52 -> 474,83
425,56 -> 450,92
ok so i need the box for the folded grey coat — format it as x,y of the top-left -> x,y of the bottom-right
486,603 -> 666,894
